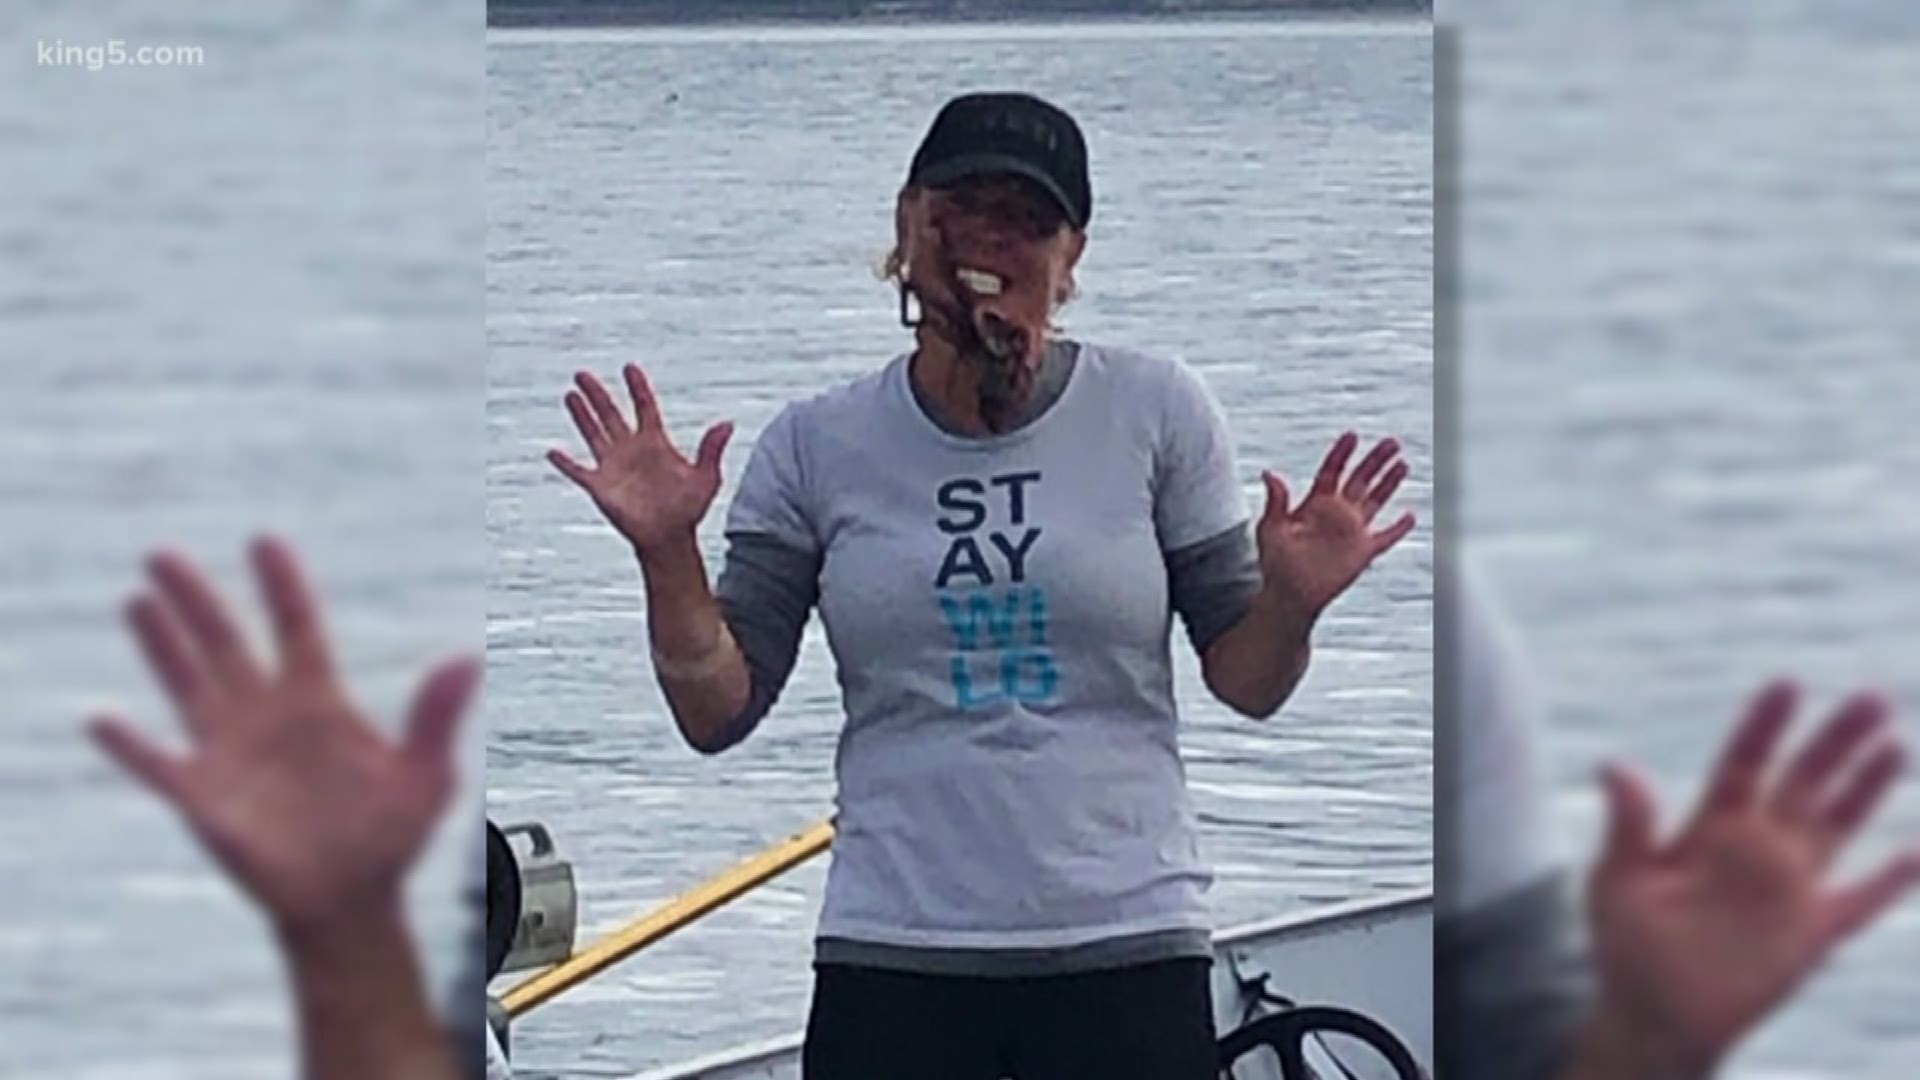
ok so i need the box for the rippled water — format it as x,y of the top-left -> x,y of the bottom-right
1458,7 -> 1920,1077
488,19 -> 1432,1077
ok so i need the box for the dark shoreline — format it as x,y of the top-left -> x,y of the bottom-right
488,2 -> 1428,30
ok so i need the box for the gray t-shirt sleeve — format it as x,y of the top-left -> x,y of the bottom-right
1448,562 -> 1562,913
1152,359 -> 1259,656
1164,523 -> 1262,655
1436,564 -> 1594,1078
1437,871 -> 1594,1080
712,531 -> 820,747
455,833 -> 488,1078
698,406 -> 823,751
1152,358 -> 1252,551
724,405 -> 818,550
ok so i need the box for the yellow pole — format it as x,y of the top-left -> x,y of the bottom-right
502,818 -> 835,1018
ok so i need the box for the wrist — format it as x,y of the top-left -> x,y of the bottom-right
276,894 -> 456,1080
1567,997 -> 1716,1080
635,530 -> 702,582
1249,585 -> 1319,648
275,891 -> 410,967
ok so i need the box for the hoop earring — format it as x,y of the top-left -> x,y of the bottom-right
898,282 -> 922,328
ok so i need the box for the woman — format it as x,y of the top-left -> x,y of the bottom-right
549,91 -> 1417,1079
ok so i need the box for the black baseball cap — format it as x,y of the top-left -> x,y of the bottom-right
907,92 -> 1092,230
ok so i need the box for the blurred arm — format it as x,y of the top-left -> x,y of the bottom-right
1556,1009 -> 1699,1080
283,906 -> 459,1080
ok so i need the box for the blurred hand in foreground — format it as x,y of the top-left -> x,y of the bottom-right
1566,681 -> 1919,1079
91,535 -> 472,1080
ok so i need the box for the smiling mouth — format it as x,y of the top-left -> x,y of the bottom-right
929,262 -> 1017,358
953,266 -> 1004,297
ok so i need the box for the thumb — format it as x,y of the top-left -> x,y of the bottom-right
696,421 -> 735,478
1261,470 -> 1291,522
401,656 -> 479,774
1596,760 -> 1660,876
548,449 -> 597,494
90,715 -> 195,812
1823,848 -> 1920,948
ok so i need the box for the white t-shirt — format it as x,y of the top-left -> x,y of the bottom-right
1445,561 -> 1560,915
1439,563 -> 1594,1080
726,344 -> 1248,949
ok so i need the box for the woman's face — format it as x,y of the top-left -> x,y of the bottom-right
898,177 -> 1086,370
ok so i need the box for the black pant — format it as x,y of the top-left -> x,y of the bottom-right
802,958 -> 1218,1080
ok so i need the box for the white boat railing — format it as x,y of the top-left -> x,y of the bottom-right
491,819 -> 1432,1080
622,889 -> 1434,1080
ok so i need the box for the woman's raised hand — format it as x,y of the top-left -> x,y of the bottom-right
548,364 -> 734,557
1254,431 -> 1416,626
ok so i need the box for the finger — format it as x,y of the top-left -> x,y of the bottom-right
547,448 -> 598,493
250,535 -> 334,684
624,363 -> 663,435
1596,760 -> 1661,873
1821,849 -> 1920,948
695,420 -> 734,478
1341,437 -> 1400,504
1362,459 -> 1411,521
1369,512 -> 1416,558
1815,738 -> 1905,858
125,593 -> 206,721
89,715 -> 194,810
1311,431 -> 1359,497
1697,680 -> 1798,816
564,391 -> 611,463
1261,470 -> 1292,522
575,371 -> 632,443
401,656 -> 479,773
1770,692 -> 1888,825
147,550 -> 263,689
